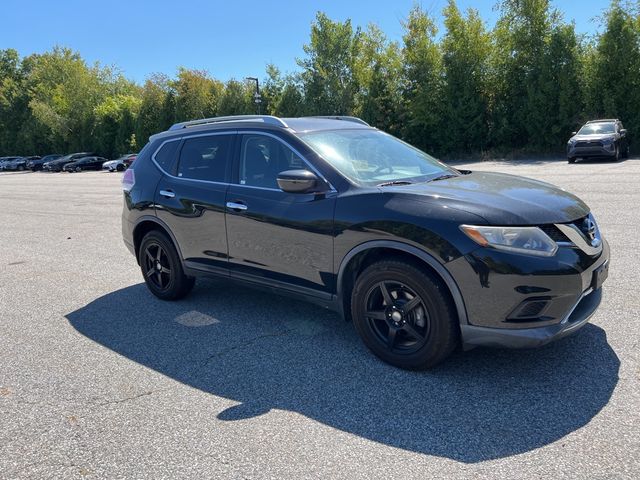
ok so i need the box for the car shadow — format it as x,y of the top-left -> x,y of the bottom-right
66,281 -> 619,463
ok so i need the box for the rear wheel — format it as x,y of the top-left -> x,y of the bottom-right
116,164 -> 125,172
351,260 -> 458,369
139,231 -> 195,300
614,145 -> 620,162
567,157 -> 576,164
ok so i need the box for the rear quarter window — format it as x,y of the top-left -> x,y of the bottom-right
154,140 -> 181,174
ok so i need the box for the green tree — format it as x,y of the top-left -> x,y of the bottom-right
441,1 -> 491,153
93,94 -> 142,157
353,25 -> 403,135
173,68 -> 222,122
217,79 -> 253,115
136,74 -> 172,145
585,0 -> 640,142
401,5 -> 444,153
298,12 -> 361,115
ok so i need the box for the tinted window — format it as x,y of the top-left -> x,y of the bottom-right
177,135 -> 233,182
155,140 -> 180,172
239,135 -> 305,188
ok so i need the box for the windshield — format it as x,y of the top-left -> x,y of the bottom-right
298,129 -> 455,186
578,123 -> 616,135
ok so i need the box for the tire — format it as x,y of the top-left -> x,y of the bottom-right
351,260 -> 459,370
614,146 -> 620,162
17,165 -> 24,171
139,230 -> 195,300
567,157 -> 576,164
116,164 -> 124,172
75,166 -> 81,172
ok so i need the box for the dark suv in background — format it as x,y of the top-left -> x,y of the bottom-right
122,115 -> 609,369
567,119 -> 629,163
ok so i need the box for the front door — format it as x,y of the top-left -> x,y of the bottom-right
225,132 -> 336,298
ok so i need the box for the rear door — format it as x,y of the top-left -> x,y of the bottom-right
225,132 -> 336,297
154,131 -> 237,274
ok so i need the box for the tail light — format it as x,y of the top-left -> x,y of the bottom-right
122,168 -> 135,192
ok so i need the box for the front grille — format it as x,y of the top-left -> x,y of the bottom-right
539,224 -> 569,242
575,141 -> 602,148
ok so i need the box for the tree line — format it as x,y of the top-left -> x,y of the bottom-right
1,0 -> 638,159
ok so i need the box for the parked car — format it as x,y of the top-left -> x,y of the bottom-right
43,152 -> 96,172
64,156 -> 109,172
3,156 -> 40,171
102,154 -> 137,172
0,156 -> 21,170
122,115 -> 610,370
567,119 -> 629,163
28,154 -> 63,171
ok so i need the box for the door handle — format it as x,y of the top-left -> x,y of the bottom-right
159,189 -> 175,199
226,201 -> 248,211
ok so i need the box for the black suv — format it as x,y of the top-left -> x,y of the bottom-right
567,119 -> 629,163
122,115 -> 610,369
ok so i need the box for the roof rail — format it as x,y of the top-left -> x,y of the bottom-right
305,116 -> 370,126
586,119 -> 618,124
169,115 -> 289,131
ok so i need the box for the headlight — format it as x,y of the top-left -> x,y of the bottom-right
602,138 -> 614,145
568,138 -> 576,146
460,225 -> 558,257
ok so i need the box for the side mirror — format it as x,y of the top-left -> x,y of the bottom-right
571,131 -> 577,136
620,129 -> 627,135
277,169 -> 320,193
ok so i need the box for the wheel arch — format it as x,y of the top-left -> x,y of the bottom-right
336,240 -> 468,326
132,216 -> 185,267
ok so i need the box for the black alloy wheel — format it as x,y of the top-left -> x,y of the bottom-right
143,242 -> 172,291
351,260 -> 458,369
139,230 -> 195,300
363,281 -> 431,355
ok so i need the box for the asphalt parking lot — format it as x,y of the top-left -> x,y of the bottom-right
1,159 -> 639,479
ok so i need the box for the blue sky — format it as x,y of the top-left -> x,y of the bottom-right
3,0 -> 610,84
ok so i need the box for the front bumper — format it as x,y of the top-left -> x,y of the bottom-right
568,145 -> 616,158
460,286 -> 603,348
447,237 -> 610,349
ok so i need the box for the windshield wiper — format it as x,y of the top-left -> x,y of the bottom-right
427,174 -> 459,182
377,180 -> 414,187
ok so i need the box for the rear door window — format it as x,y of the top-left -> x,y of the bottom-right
177,135 -> 234,183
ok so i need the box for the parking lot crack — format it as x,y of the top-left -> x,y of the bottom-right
95,390 -> 157,407
198,329 -> 292,369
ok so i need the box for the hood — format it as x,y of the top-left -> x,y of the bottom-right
397,171 -> 589,225
571,133 -> 616,142
103,160 -> 118,166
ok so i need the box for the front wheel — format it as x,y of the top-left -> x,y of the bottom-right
139,230 -> 195,300
568,157 -> 576,164
351,260 -> 459,369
